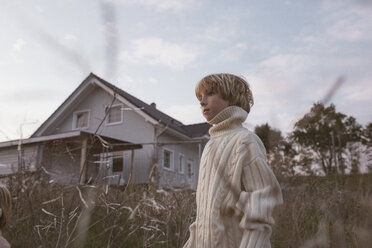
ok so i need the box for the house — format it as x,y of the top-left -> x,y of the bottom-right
0,73 -> 211,189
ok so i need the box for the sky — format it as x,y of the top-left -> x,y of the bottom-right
0,0 -> 371,142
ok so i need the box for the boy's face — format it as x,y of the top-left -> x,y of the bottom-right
199,90 -> 230,121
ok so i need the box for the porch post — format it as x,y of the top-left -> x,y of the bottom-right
129,149 -> 135,184
79,136 -> 88,184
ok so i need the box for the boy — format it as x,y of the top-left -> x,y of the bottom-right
183,74 -> 283,248
0,184 -> 11,248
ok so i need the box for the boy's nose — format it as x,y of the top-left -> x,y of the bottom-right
200,96 -> 207,106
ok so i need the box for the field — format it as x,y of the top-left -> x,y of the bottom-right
3,172 -> 372,248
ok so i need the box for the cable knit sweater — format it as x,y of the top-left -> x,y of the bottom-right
183,106 -> 283,248
0,234 -> 10,248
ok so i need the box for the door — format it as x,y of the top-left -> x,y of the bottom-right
109,152 -> 125,185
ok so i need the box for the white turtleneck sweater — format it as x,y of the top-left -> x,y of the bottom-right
183,106 -> 283,248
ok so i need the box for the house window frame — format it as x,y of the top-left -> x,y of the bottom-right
162,148 -> 174,171
72,110 -> 90,130
187,160 -> 194,179
178,153 -> 185,174
105,104 -> 123,126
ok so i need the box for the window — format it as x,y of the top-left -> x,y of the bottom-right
73,110 -> 89,129
187,160 -> 193,178
163,148 -> 174,170
178,154 -> 185,174
106,105 -> 123,125
112,155 -> 123,172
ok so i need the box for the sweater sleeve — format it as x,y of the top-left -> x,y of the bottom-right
235,142 -> 283,248
182,221 -> 196,248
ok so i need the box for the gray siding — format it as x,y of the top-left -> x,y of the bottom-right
122,149 -> 152,184
53,87 -> 155,143
99,148 -> 153,185
40,87 -> 157,184
157,132 -> 201,189
0,145 -> 39,175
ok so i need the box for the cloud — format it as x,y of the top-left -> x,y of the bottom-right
121,37 -> 199,69
3,0 -> 91,74
114,0 -> 198,12
345,77 -> 372,101
296,0 -> 372,53
63,34 -> 79,42
0,101 -> 44,141
34,6 -> 45,14
117,74 -> 160,99
326,20 -> 366,42
0,88 -> 64,104
321,0 -> 372,42
100,0 -> 119,82
322,0 -> 372,11
250,53 -> 319,97
246,53 -> 344,132
195,26 -> 225,42
148,77 -> 159,85
247,47 -> 372,132
325,11 -> 372,42
236,42 -> 247,49
194,24 -> 239,44
12,38 -> 26,51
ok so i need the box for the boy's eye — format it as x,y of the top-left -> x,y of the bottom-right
207,91 -> 215,96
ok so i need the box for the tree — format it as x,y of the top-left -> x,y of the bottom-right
363,122 -> 372,145
362,122 -> 372,173
347,142 -> 361,174
254,123 -> 297,177
342,117 -> 363,174
254,123 -> 283,154
291,103 -> 362,176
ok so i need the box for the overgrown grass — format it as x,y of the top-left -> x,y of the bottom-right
272,174 -> 371,247
3,172 -> 371,247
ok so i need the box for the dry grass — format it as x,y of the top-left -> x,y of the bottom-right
3,172 -> 371,248
272,175 -> 372,248
5,172 -> 195,248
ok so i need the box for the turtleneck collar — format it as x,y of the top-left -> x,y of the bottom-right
208,106 -> 248,137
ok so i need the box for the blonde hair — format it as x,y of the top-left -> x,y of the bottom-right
0,185 -> 11,230
195,73 -> 254,113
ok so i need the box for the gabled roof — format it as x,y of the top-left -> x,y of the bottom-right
182,122 -> 211,138
33,73 -> 210,139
